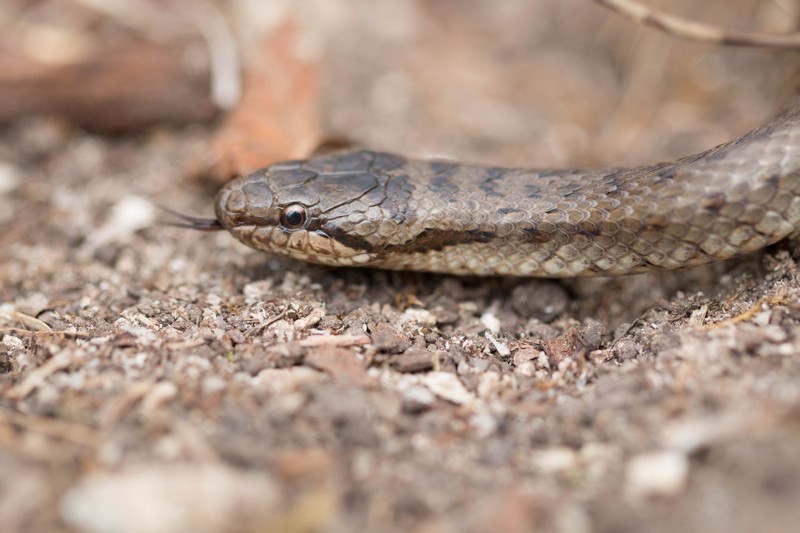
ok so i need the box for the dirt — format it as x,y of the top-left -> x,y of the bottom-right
3,1 -> 800,532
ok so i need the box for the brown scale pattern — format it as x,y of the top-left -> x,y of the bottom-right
215,106 -> 800,277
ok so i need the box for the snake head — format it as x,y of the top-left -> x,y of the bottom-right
214,151 -> 405,267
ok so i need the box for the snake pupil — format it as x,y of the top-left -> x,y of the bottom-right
280,204 -> 308,229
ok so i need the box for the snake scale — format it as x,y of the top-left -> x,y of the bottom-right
210,104 -> 800,277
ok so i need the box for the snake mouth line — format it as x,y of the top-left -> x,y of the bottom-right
315,225 -> 500,255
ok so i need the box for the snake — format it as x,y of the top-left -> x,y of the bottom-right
187,104 -> 800,277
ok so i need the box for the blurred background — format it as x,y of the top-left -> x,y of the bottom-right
1,0 -> 797,175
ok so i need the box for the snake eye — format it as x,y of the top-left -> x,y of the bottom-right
279,204 -> 308,230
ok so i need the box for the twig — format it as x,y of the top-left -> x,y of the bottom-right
297,334 -> 371,348
0,328 -> 89,338
0,407 -> 106,448
6,352 -> 73,400
594,0 -> 800,48
187,0 -> 242,109
703,289 -> 793,330
0,309 -> 52,332
246,307 -> 290,337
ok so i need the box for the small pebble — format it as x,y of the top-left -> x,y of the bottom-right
400,308 -> 437,327
294,307 -> 326,331
371,322 -> 412,353
421,372 -> 475,405
480,311 -> 501,334
485,332 -> 511,357
0,161 -> 20,194
625,450 -> 689,498
391,350 -> 435,373
401,385 -> 436,413
84,195 -> 155,251
532,447 -> 578,474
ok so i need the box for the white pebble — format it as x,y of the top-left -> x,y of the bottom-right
625,450 -> 689,498
420,372 -> 475,405
401,385 -> 436,407
2,335 -> 24,350
485,332 -> 510,357
480,311 -> 501,334
399,308 -> 437,327
60,464 -> 278,533
0,161 -> 20,194
532,447 -> 578,474
84,195 -> 155,251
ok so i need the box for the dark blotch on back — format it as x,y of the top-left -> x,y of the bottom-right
766,174 -> 781,188
426,161 -> 461,195
699,192 -> 727,211
371,152 -> 407,172
429,161 -> 460,175
478,167 -> 507,195
520,226 -> 551,243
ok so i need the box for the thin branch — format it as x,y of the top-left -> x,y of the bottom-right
0,407 -> 106,448
594,0 -> 800,49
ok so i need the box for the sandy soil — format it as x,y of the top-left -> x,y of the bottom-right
3,1 -> 800,532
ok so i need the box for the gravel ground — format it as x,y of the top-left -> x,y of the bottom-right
3,1 -> 800,532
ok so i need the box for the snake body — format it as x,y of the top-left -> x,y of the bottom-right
214,105 -> 800,277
